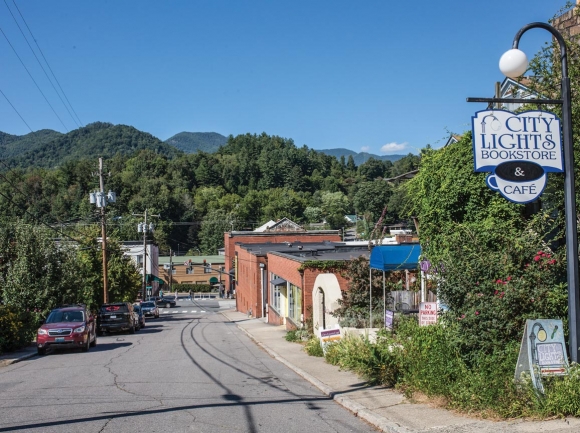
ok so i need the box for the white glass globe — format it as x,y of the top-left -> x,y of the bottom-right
499,49 -> 528,78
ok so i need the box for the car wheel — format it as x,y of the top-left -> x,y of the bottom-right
37,347 -> 46,356
97,329 -> 103,337
82,337 -> 90,352
90,333 -> 97,347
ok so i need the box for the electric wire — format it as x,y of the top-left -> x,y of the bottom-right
8,0 -> 83,127
0,88 -> 33,132
0,25 -> 69,132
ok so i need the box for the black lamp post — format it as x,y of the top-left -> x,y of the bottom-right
498,22 -> 580,363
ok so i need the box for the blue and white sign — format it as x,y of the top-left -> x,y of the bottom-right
472,110 -> 564,204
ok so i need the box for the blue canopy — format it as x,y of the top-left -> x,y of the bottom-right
369,244 -> 421,271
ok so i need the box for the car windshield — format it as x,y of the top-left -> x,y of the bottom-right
46,310 -> 84,323
141,302 -> 155,308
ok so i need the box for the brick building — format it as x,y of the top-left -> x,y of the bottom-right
224,218 -> 341,300
234,239 -> 372,329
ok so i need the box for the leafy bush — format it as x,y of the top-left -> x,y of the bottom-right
172,283 -> 213,293
304,337 -> 324,357
0,306 -> 38,354
432,222 -> 568,361
285,329 -> 311,342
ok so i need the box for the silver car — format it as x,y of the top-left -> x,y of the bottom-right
140,301 -> 159,318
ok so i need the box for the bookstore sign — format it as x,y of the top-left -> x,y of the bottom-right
472,110 -> 564,204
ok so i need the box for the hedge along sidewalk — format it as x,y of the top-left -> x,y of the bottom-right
221,308 -> 580,433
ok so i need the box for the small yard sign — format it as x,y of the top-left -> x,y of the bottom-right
319,327 -> 342,354
385,310 -> 394,330
515,319 -> 568,393
419,302 -> 437,326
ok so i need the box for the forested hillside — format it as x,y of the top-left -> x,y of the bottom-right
165,132 -> 228,153
0,129 -> 63,159
318,148 -> 405,165
0,129 -> 420,255
4,122 -> 182,169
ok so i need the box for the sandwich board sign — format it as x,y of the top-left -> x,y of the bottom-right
515,319 -> 568,393
319,326 -> 342,355
472,110 -> 564,204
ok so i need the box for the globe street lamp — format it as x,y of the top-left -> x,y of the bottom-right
498,22 -> 580,363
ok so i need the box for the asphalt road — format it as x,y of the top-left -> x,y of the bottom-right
0,299 -> 377,433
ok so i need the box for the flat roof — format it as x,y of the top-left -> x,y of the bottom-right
158,255 -> 225,265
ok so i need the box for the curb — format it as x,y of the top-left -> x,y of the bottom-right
0,351 -> 36,367
227,313 -> 409,433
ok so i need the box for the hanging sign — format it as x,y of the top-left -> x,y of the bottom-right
514,319 -> 568,393
472,110 -> 563,204
419,302 -> 437,326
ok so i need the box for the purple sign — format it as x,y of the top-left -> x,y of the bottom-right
420,260 -> 431,272
385,310 -> 394,330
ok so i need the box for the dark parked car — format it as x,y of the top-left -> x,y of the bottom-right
97,302 -> 137,335
156,297 -> 176,308
140,301 -> 159,318
132,304 -> 146,329
36,304 -> 97,356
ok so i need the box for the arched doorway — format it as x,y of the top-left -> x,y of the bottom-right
312,274 -> 342,331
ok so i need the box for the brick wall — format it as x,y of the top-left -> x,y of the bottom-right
234,246 -> 263,317
553,5 -> 580,39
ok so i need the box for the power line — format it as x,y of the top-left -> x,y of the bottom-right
0,25 -> 69,132
0,88 -> 33,132
8,0 -> 83,127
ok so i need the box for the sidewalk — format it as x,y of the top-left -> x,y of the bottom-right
221,309 -> 580,433
0,343 -> 37,367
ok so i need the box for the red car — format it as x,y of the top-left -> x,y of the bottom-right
36,305 -> 97,356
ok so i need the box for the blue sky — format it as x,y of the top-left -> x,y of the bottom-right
0,0 -> 565,155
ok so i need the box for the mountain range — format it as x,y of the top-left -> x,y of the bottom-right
165,132 -> 405,165
0,124 -> 405,168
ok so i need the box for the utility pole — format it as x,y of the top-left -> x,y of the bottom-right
99,159 -> 108,304
169,247 -> 173,292
134,209 -> 160,301
89,158 -> 116,304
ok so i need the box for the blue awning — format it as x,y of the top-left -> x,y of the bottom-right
369,244 -> 421,271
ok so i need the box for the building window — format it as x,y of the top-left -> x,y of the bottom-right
186,268 -> 194,275
204,263 -> 212,274
288,283 -> 301,324
270,273 -> 283,313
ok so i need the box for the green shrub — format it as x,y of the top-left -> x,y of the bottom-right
172,283 -> 213,293
304,337 -> 324,357
285,329 -> 311,342
0,306 -> 37,354
285,330 -> 299,342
